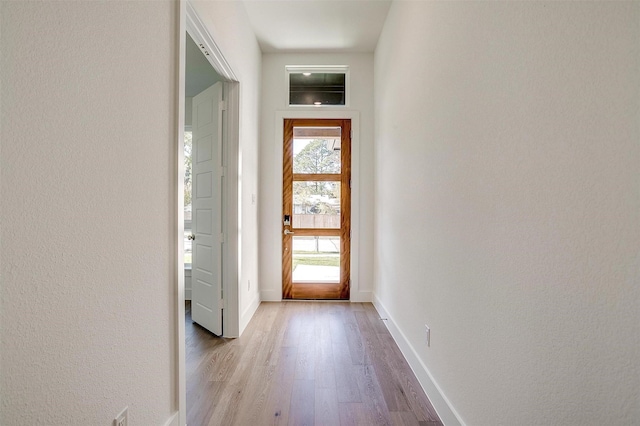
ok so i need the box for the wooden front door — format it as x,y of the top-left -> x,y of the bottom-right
282,119 -> 351,299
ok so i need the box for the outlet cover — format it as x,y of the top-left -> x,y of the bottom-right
114,407 -> 128,426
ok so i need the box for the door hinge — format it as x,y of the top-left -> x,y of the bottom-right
219,166 -> 226,177
350,129 -> 353,139
220,298 -> 224,307
219,233 -> 225,243
219,100 -> 227,111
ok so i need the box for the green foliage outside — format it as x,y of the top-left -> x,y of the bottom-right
294,138 -> 340,174
292,255 -> 340,270
293,139 -> 340,215
292,140 -> 341,275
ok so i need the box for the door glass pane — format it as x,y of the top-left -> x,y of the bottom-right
292,236 -> 340,283
293,181 -> 340,228
293,127 -> 341,174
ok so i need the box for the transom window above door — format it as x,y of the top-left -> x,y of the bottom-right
286,66 -> 349,107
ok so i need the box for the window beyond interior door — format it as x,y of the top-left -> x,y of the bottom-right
184,129 -> 193,267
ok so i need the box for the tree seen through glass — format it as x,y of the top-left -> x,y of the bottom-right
293,138 -> 340,174
293,139 -> 341,219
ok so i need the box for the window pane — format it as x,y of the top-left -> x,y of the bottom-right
289,73 -> 346,106
293,127 -> 341,174
292,236 -> 340,283
184,130 -> 192,267
293,181 -> 340,228
184,230 -> 192,266
184,130 -> 193,221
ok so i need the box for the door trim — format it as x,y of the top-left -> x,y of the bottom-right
268,110 -> 362,302
185,1 -> 236,81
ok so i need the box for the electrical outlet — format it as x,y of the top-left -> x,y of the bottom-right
425,325 -> 430,347
114,407 -> 128,426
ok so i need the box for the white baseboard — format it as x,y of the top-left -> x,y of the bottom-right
260,289 -> 282,302
372,295 -> 464,426
260,289 -> 370,302
239,293 -> 261,335
163,411 -> 179,426
350,290 -> 372,302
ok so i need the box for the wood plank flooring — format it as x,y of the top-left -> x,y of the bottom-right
186,301 -> 442,426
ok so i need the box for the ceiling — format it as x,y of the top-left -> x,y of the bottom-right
242,0 -> 392,53
186,1 -> 392,97
186,33 -> 223,97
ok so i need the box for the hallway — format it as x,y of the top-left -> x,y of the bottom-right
186,301 -> 442,425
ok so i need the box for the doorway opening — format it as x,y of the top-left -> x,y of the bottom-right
183,32 -> 225,316
177,2 -> 241,424
282,119 -> 352,300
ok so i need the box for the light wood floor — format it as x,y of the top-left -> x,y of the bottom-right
186,301 -> 442,426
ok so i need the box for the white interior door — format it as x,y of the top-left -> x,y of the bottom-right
191,82 -> 223,335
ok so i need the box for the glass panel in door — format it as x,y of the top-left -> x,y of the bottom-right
292,236 -> 341,283
292,181 -> 340,229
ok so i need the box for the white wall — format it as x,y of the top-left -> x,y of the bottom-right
190,1 -> 262,334
1,2 -> 177,425
374,2 -> 640,425
259,53 -> 375,301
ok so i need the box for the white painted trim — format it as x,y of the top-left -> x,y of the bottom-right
163,412 -> 180,426
261,289 -> 282,302
349,291 -> 371,303
240,295 -> 261,333
185,2 -> 237,82
176,2 -> 187,425
222,81 -> 240,338
372,295 -> 465,426
274,110 -> 360,301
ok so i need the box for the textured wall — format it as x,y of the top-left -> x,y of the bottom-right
258,53 -> 375,302
190,1 -> 262,334
374,2 -> 640,425
1,1 -> 177,424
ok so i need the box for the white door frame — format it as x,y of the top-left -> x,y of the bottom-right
176,1 -> 240,424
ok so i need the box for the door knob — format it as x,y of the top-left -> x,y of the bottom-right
188,234 -> 196,240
